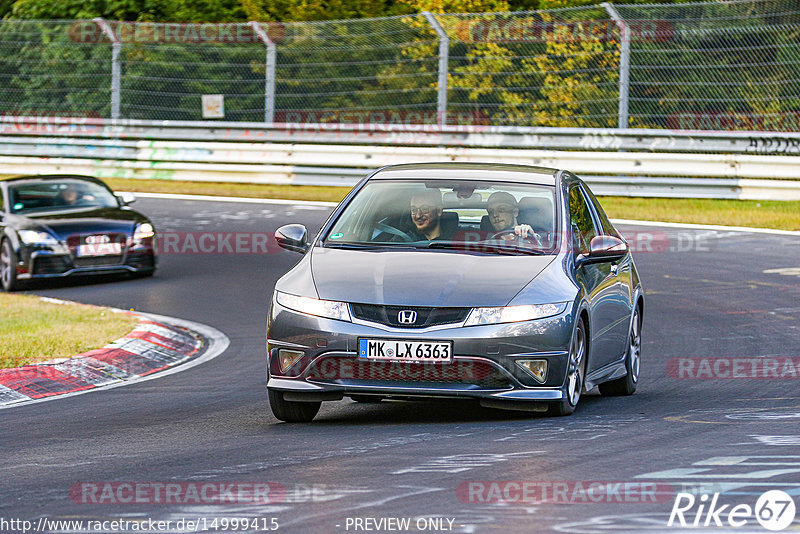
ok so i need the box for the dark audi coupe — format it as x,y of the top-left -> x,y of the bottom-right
267,163 -> 644,422
0,175 -> 156,291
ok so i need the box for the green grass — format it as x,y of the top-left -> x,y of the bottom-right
0,294 -> 140,368
103,178 -> 800,231
598,197 -> 800,231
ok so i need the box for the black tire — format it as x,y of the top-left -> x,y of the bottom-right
268,389 -> 321,423
350,395 -> 384,403
547,317 -> 587,417
599,306 -> 641,396
0,239 -> 22,292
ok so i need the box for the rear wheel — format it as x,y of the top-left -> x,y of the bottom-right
599,307 -> 641,396
0,240 -> 22,292
268,389 -> 321,423
547,317 -> 587,417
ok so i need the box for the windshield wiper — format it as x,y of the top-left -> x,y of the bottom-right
323,242 -> 419,251
426,241 -> 547,255
323,242 -> 385,250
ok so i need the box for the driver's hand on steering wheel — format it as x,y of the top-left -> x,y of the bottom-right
513,224 -> 538,239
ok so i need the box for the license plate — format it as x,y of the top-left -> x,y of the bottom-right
358,338 -> 453,362
76,243 -> 122,256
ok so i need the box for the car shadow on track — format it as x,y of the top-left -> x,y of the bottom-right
16,273 -> 153,293
272,394 -> 611,426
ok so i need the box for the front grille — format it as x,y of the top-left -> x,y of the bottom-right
350,304 -> 470,328
306,356 -> 511,389
32,256 -> 70,275
73,255 -> 123,268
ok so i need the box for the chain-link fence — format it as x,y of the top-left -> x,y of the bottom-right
0,0 -> 798,130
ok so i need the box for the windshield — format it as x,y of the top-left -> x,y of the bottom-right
324,179 -> 559,255
8,179 -> 119,214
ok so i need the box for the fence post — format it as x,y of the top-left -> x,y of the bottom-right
422,12 -> 449,127
93,18 -> 121,120
601,3 -> 630,129
249,22 -> 277,124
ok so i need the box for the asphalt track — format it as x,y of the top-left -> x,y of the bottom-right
2,197 -> 800,534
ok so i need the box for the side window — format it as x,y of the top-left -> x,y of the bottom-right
568,186 -> 598,254
582,184 -> 618,238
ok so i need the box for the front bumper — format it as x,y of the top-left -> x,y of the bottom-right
267,299 -> 575,403
16,243 -> 156,280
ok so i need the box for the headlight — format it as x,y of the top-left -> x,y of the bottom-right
275,291 -> 352,322
464,302 -> 568,326
18,230 -> 59,245
133,223 -> 155,240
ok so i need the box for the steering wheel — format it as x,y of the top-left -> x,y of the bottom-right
375,222 -> 414,242
490,228 -> 543,247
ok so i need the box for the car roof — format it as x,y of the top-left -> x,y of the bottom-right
0,174 -> 110,187
370,163 -> 560,185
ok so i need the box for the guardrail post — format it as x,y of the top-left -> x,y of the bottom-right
93,18 -> 121,120
249,21 -> 277,124
602,3 -> 630,129
422,12 -> 449,127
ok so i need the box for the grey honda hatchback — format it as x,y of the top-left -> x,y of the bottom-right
267,163 -> 644,422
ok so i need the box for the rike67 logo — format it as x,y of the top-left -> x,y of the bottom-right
668,490 -> 797,531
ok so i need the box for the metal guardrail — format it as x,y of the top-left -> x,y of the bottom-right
0,118 -> 799,200
2,116 -> 800,155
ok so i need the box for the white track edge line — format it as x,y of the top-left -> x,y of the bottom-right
610,218 -> 800,236
127,191 -> 338,207
129,191 -> 800,237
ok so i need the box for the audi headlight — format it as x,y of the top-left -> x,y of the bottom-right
275,291 -> 352,322
464,302 -> 568,326
133,223 -> 155,240
18,230 -> 59,245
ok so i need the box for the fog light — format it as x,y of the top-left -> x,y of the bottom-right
516,359 -> 548,383
278,349 -> 304,373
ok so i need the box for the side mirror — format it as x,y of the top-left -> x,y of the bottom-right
275,224 -> 309,253
118,192 -> 136,206
578,235 -> 628,265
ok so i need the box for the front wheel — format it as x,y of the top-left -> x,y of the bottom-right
268,389 -> 321,422
0,240 -> 22,292
547,317 -> 587,417
599,307 -> 641,396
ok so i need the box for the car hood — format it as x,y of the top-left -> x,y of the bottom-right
310,247 -> 556,307
15,207 -> 144,240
